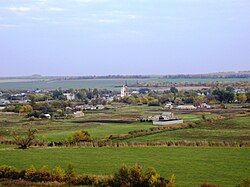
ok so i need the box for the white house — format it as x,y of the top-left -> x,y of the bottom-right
96,104 -> 105,110
74,111 -> 85,118
176,105 -> 197,110
199,103 -> 211,109
43,114 -> 51,119
164,103 -> 173,109
63,93 -> 76,100
151,112 -> 183,126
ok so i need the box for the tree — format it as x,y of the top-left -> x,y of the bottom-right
237,94 -> 247,103
12,128 -> 37,149
19,105 -> 33,115
170,87 -> 178,94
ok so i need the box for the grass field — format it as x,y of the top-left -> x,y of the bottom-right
121,116 -> 250,142
0,147 -> 249,186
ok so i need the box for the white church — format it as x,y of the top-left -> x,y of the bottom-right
121,84 -> 129,98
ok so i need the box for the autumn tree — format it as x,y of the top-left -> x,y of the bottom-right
19,105 -> 33,115
12,128 -> 37,149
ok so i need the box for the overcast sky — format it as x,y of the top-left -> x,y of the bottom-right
0,0 -> 250,76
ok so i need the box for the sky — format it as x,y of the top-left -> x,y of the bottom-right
0,0 -> 250,76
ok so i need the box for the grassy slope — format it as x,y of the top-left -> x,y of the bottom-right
122,116 -> 250,142
0,147 -> 249,187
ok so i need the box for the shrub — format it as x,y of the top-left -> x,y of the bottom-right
236,178 -> 250,187
52,166 -> 65,182
0,165 -> 19,179
66,130 -> 92,144
201,183 -> 219,187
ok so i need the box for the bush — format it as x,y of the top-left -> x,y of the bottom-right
66,130 -> 92,144
114,164 -> 171,187
0,165 -> 19,179
52,166 -> 65,182
236,178 -> 250,187
201,183 -> 219,187
0,164 -> 171,187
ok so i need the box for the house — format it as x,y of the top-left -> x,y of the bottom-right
151,112 -> 183,126
176,105 -> 197,110
0,99 -> 10,106
234,89 -> 246,94
73,111 -> 85,118
96,104 -> 105,110
132,90 -> 139,94
40,114 -> 51,119
164,103 -> 173,109
63,93 -> 76,100
199,103 -> 211,109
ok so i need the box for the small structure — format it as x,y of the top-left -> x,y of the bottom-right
199,103 -> 211,109
0,99 -> 10,106
63,93 -> 76,101
96,104 -> 105,110
152,112 -> 183,126
74,111 -> 85,118
164,103 -> 173,109
176,105 -> 197,110
41,114 -> 51,119
132,90 -> 139,94
121,84 -> 129,98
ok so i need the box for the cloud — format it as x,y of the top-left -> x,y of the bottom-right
0,24 -> 17,28
5,7 -> 32,13
47,7 -> 64,12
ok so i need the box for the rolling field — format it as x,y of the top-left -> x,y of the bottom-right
0,147 -> 249,186
121,116 -> 250,143
0,77 -> 249,90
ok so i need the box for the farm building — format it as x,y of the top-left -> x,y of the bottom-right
176,105 -> 197,110
151,112 -> 183,126
63,93 -> 76,100
73,111 -> 85,118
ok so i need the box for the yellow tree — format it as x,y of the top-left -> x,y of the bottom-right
19,105 -> 33,114
237,94 -> 247,103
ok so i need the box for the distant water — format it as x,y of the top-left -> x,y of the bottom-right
0,78 -> 249,90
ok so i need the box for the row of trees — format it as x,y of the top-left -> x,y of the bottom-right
120,88 -> 249,106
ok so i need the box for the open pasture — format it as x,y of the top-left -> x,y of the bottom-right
0,147 -> 249,187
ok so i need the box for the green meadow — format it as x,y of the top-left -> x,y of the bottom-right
0,147 -> 249,186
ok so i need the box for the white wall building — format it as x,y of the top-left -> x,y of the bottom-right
63,93 -> 76,100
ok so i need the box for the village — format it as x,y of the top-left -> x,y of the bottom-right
0,81 -> 249,126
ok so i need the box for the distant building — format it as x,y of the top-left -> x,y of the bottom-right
74,111 -> 85,118
234,89 -> 246,94
176,105 -> 197,110
0,99 -> 10,106
41,114 -> 51,119
121,84 -> 129,98
132,90 -> 139,94
164,103 -> 173,109
63,93 -> 76,100
96,104 -> 105,110
151,112 -> 183,126
199,103 -> 211,109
